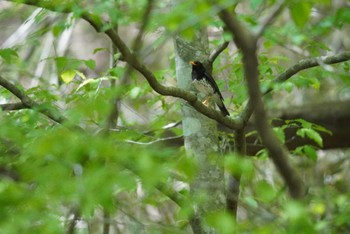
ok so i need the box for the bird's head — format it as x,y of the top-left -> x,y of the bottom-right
190,61 -> 206,74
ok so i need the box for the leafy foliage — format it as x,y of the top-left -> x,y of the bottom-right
0,0 -> 349,233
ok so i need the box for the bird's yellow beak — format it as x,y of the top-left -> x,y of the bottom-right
190,61 -> 196,65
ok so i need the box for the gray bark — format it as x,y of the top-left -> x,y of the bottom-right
174,36 -> 226,233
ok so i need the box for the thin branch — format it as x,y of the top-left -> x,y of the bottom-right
0,76 -> 34,106
254,0 -> 286,39
218,7 -> 304,199
0,75 -> 66,124
274,51 -> 350,84
131,0 -> 154,53
105,0 -> 154,131
7,0 -> 243,130
240,50 -> 350,124
92,25 -> 243,129
125,135 -> 183,145
209,41 -> 229,65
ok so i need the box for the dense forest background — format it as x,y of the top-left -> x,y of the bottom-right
0,0 -> 350,233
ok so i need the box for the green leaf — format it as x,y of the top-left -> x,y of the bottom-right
130,87 -> 141,98
225,154 -> 254,177
311,123 -> 332,135
93,47 -> 107,54
108,67 -> 124,77
335,8 -> 350,27
256,180 -> 276,202
295,145 -> 318,160
273,127 -> 286,143
297,128 -> 323,147
60,70 -> 76,83
294,118 -> 312,128
289,2 -> 312,27
244,196 -> 258,208
303,145 -> 317,161
76,77 -> 109,91
284,200 -> 306,220
0,48 -> 18,63
310,202 -> 326,215
55,57 -> 94,73
206,211 -> 236,234
84,59 -> 96,70
75,70 -> 86,80
250,0 -> 264,10
256,148 -> 269,159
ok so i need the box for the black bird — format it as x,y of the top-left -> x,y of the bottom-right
190,61 -> 229,116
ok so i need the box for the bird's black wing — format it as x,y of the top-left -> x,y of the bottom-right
203,71 -> 225,100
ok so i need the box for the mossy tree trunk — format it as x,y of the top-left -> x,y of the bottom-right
174,34 -> 226,233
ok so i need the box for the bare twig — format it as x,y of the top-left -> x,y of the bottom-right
254,0 -> 286,39
218,7 -> 304,199
209,41 -> 229,65
125,135 -> 183,145
104,0 -> 154,132
131,0 -> 154,53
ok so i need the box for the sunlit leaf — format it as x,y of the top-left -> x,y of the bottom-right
76,77 -> 109,91
289,2 -> 312,27
60,70 -> 76,83
75,70 -> 86,80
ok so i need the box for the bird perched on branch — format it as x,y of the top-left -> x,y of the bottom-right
190,61 -> 229,116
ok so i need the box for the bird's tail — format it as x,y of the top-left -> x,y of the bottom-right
218,101 -> 230,116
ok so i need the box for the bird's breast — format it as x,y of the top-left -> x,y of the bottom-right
192,79 -> 214,96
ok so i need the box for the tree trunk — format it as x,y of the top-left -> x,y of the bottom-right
174,35 -> 226,233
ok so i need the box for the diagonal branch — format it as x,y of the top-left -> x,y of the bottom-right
209,41 -> 229,65
218,7 -> 304,199
6,0 -> 243,130
274,51 -> 350,84
0,102 -> 27,111
85,18 -> 245,129
0,75 -> 66,124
